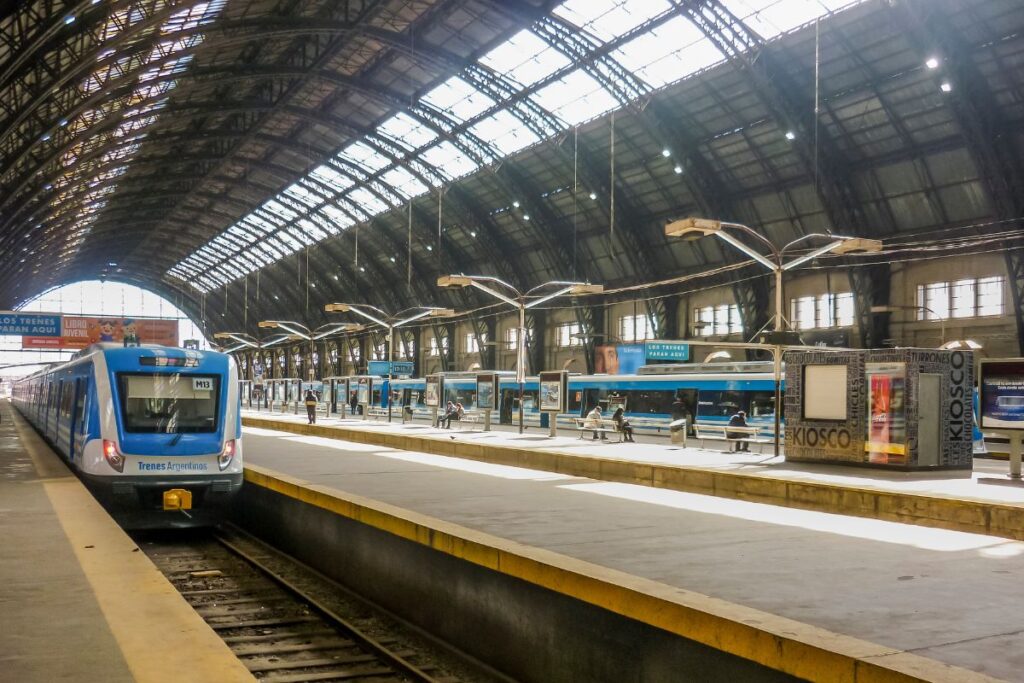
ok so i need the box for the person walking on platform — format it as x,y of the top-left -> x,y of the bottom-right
304,389 -> 318,425
612,407 -> 634,442
727,410 -> 750,452
584,405 -> 607,441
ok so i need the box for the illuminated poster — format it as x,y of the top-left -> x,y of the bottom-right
865,363 -> 907,464
424,375 -> 443,408
357,377 -> 372,405
538,371 -> 568,412
476,373 -> 498,411
979,360 -> 1024,430
23,316 -> 179,350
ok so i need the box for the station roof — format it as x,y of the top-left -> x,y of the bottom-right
1,0 -> 1021,335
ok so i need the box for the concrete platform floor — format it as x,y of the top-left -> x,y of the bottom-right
242,424 -> 1024,681
0,403 -> 252,682
243,409 -> 1024,506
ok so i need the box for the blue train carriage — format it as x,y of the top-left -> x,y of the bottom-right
12,343 -> 243,529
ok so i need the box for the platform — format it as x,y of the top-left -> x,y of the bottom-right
0,403 -> 252,682
238,422 -> 1023,681
242,411 -> 1024,541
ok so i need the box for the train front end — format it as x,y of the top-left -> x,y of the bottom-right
82,346 -> 243,529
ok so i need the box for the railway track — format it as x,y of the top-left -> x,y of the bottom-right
137,525 -> 482,683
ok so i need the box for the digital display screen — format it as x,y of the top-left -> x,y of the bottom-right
980,361 -> 1024,430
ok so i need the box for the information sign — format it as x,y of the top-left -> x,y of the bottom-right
644,341 -> 690,361
424,374 -> 443,408
0,313 -> 61,337
538,370 -> 568,412
979,359 -> 1024,431
476,373 -> 498,410
367,360 -> 415,377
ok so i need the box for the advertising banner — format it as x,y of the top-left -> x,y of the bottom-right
0,313 -> 61,337
476,373 -> 498,410
23,316 -> 179,350
979,360 -> 1024,430
594,341 -> 690,374
424,375 -> 443,408
644,341 -> 690,361
538,370 -> 568,412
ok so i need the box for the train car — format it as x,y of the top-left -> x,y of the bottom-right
391,363 -> 781,435
12,343 -> 243,529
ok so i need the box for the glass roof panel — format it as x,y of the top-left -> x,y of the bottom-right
721,0 -> 854,40
552,0 -> 671,43
380,166 -> 430,199
531,69 -> 620,126
309,163 -> 353,191
297,218 -> 328,241
420,77 -> 496,123
469,109 -> 541,156
479,29 -> 572,88
376,112 -> 439,150
307,210 -> 343,236
338,141 -> 391,173
283,182 -> 321,208
611,16 -> 725,88
418,141 -> 481,180
347,187 -> 390,216
262,199 -> 298,221
318,204 -> 355,231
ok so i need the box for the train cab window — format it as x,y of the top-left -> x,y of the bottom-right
117,373 -> 219,433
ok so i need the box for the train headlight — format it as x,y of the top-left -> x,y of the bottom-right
102,440 -> 125,473
218,439 -> 236,471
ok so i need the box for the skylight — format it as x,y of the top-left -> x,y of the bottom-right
380,167 -> 430,199
420,76 -> 496,123
531,69 -> 620,126
611,15 -> 725,88
376,112 -> 439,150
478,29 -> 572,88
469,109 -> 541,156
347,187 -> 390,216
418,141 -> 481,180
552,0 -> 671,43
338,141 -> 391,174
721,0 -> 857,40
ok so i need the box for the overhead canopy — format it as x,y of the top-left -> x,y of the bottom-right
0,0 -> 1021,342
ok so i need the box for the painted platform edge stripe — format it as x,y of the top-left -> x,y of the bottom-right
242,417 -> 1024,542
243,464 -> 998,683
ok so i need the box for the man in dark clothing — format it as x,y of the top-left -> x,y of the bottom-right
305,390 -> 318,424
727,410 -> 750,451
350,392 -> 359,416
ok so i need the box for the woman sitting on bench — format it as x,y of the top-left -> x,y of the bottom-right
727,410 -> 750,452
611,407 -> 634,442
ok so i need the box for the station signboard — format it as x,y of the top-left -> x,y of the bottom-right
538,370 -> 568,413
424,374 -> 443,408
367,360 -> 415,378
979,359 -> 1024,431
0,312 -> 61,337
476,373 -> 498,411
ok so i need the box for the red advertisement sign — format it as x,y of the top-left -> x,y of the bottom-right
23,316 -> 179,350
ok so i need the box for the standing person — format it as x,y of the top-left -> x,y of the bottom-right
612,407 -> 634,442
584,405 -> 607,441
349,390 -> 358,417
727,410 -> 750,452
304,389 -> 318,425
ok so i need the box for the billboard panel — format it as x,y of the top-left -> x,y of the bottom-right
23,316 -> 179,350
979,359 -> 1024,431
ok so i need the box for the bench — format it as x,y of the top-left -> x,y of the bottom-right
692,423 -> 770,453
572,417 -> 623,443
365,406 -> 390,420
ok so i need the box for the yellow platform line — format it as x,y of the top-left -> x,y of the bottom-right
12,410 -> 253,683
245,464 -> 999,683
244,416 -> 1024,542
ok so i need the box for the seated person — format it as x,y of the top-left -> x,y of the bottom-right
440,401 -> 458,428
611,407 -> 634,442
726,410 -> 750,452
583,405 -> 607,441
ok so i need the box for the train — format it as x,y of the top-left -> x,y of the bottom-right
12,343 -> 243,529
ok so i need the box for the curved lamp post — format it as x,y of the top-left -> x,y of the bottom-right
437,275 -> 604,434
257,320 -> 364,380
323,304 -> 455,422
666,217 -> 883,457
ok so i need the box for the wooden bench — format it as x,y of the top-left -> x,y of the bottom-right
693,423 -> 770,453
365,406 -> 390,420
572,417 -> 623,443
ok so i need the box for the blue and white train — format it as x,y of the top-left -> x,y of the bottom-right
12,343 -> 243,528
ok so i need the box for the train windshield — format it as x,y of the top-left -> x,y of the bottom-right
118,373 -> 219,433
